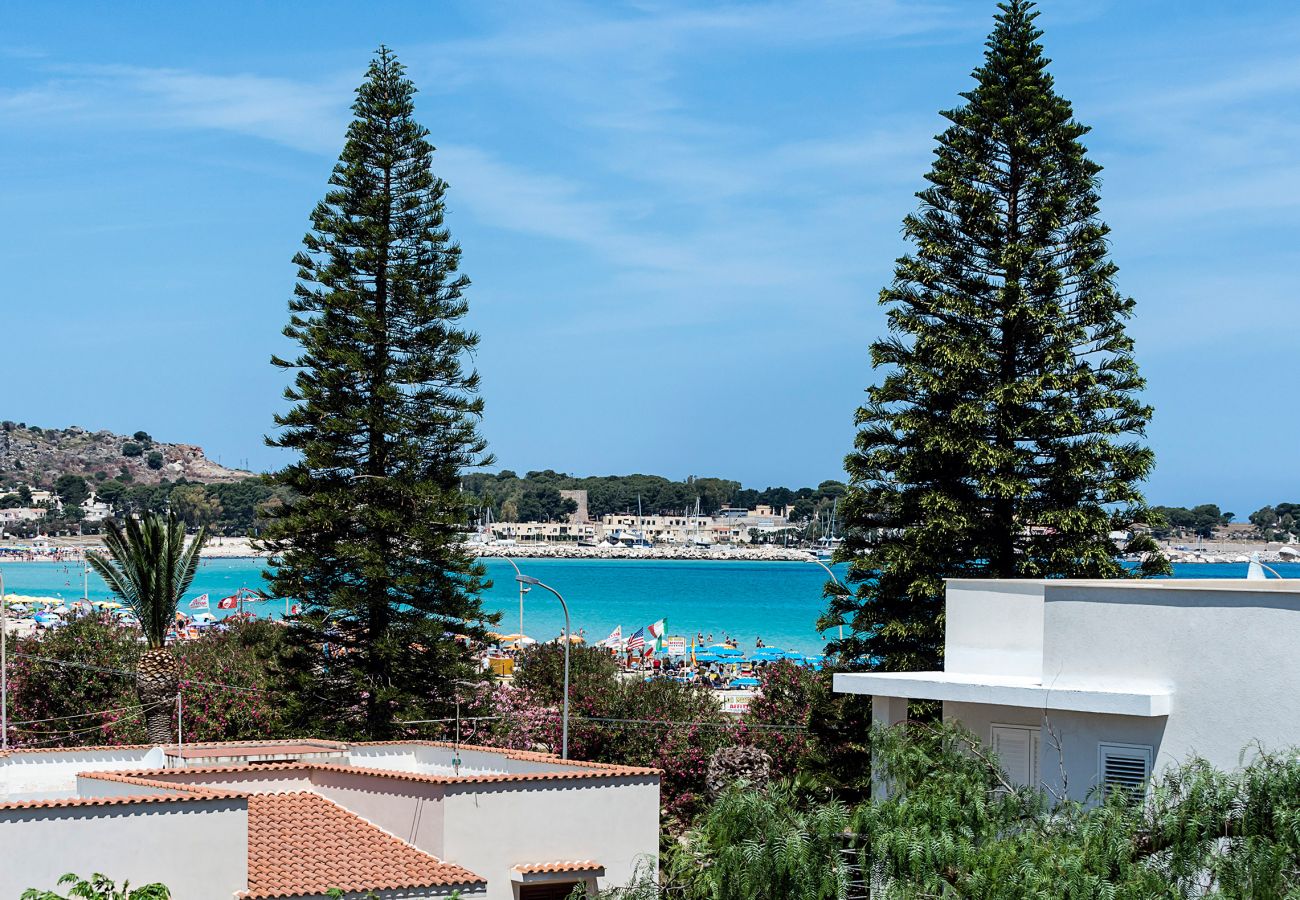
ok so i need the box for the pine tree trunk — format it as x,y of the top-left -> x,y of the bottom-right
136,647 -> 179,745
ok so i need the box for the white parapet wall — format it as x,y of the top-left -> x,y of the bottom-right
0,746 -> 164,799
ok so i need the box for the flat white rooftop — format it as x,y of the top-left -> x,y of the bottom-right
833,670 -> 1172,716
947,577 -> 1300,595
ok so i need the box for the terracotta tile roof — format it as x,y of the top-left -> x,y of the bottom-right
106,758 -> 659,786
0,773 -> 244,812
0,743 -> 157,757
310,760 -> 660,787
513,861 -> 604,875
76,771 -> 243,798
242,792 -> 484,899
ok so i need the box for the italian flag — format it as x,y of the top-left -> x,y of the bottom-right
646,619 -> 667,655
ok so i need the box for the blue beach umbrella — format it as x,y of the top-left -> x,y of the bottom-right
731,676 -> 761,688
693,651 -> 724,664
708,644 -> 744,658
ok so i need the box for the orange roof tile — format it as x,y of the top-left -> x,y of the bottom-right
105,759 -> 659,786
514,861 -> 604,875
242,792 -> 484,899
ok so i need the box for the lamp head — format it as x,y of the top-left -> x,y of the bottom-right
515,574 -> 542,586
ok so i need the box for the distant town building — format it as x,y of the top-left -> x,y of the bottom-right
81,491 -> 114,522
0,508 -> 43,526
488,504 -> 798,545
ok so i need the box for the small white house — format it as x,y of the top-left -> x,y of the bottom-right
835,578 -> 1300,801
0,739 -> 660,900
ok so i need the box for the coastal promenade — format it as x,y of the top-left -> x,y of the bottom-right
5,534 -> 1299,565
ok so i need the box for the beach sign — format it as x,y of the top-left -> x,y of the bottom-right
666,636 -> 687,657
720,696 -> 752,715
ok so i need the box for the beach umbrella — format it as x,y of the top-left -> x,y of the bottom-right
694,651 -> 723,664
708,644 -> 744,658
34,612 -> 60,625
92,600 -> 123,609
52,605 -> 70,615
731,676 -> 761,688
6,595 -> 60,606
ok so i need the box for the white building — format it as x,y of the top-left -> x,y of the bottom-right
0,738 -> 659,900
835,578 -> 1300,802
81,490 -> 114,521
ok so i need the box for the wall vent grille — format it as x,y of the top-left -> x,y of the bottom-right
1100,743 -> 1152,798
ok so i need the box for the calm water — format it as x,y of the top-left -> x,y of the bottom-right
3,557 -> 1298,656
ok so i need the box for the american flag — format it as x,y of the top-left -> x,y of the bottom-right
625,626 -> 646,652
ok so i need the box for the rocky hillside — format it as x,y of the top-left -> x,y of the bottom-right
0,422 -> 252,488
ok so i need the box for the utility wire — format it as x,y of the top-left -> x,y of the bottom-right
11,702 -> 151,727
562,717 -> 807,732
10,651 -> 267,695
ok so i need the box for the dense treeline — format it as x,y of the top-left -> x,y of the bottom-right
0,476 -> 288,536
1150,504 -> 1235,538
461,469 -> 849,523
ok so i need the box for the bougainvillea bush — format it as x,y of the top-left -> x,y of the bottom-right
476,645 -> 732,824
3,616 -> 287,747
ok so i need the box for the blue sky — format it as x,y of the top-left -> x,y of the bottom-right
3,1 -> 1297,514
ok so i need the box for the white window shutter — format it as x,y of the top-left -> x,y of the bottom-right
991,725 -> 1035,787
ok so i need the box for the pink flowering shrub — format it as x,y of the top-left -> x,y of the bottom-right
740,660 -> 815,773
2,616 -> 286,747
475,646 -> 731,824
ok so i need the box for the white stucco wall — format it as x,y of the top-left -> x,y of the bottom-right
348,743 -> 599,778
439,777 -> 660,900
1040,581 -> 1300,776
310,768 -> 447,854
945,580 -> 1045,678
0,799 -> 247,899
134,769 -> 316,793
943,701 -> 1169,799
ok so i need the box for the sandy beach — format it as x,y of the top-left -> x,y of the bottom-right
3,534 -> 1296,565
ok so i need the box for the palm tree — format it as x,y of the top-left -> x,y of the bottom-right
87,512 -> 206,744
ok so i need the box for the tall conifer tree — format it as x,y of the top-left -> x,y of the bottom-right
262,47 -> 496,738
825,1 -> 1167,671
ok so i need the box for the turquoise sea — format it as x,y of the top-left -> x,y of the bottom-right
3,558 -> 1299,656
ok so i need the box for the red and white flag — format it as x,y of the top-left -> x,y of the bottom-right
188,594 -> 209,610
602,625 -> 622,648
217,594 -> 240,610
289,603 -> 302,615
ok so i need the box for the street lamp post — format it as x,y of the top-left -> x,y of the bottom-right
808,555 -> 846,641
496,555 -> 530,643
515,574 -> 570,759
